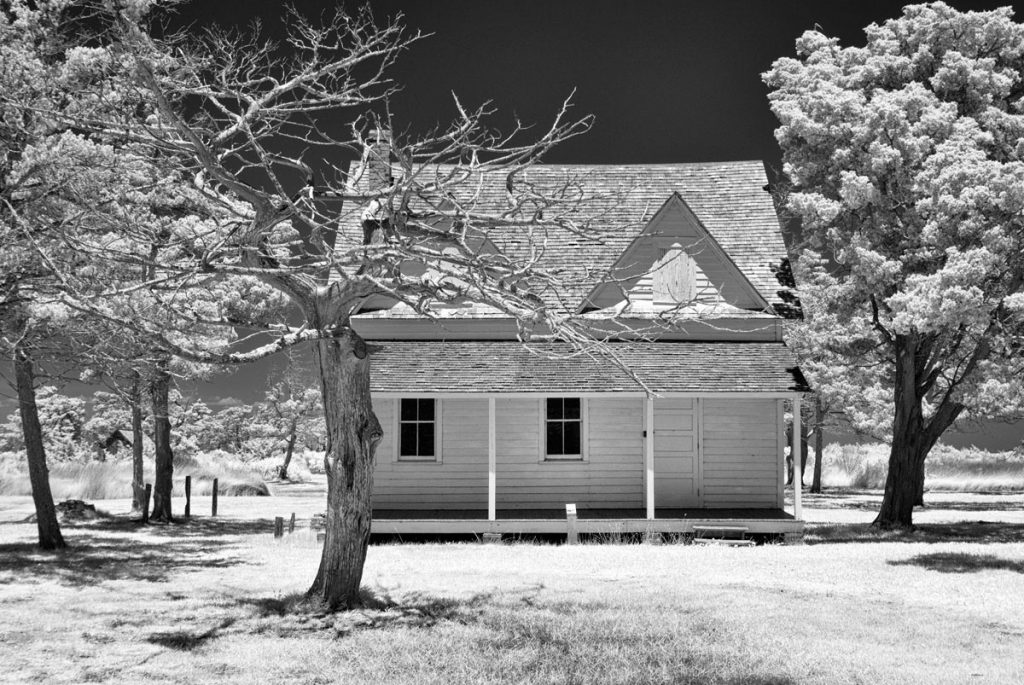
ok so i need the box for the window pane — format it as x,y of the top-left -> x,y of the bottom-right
563,398 -> 581,420
563,421 -> 581,455
418,422 -> 435,456
400,398 -> 417,421
399,423 -> 418,456
546,421 -> 564,455
418,398 -> 435,421
547,397 -> 562,420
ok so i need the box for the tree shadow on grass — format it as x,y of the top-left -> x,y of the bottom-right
889,552 -> 1024,574
0,529 -> 247,587
236,587 -> 495,638
90,515 -> 275,539
146,617 -> 238,651
806,522 -> 1024,544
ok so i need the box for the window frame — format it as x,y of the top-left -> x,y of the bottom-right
540,396 -> 588,463
394,397 -> 443,463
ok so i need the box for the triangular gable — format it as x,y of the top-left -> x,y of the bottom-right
355,234 -> 502,313
581,193 -> 771,313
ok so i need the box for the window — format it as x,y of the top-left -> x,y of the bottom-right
545,397 -> 583,460
398,398 -> 437,460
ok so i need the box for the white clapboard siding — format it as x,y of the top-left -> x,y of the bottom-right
494,397 -> 644,509
701,398 -> 780,507
372,398 -> 489,509
371,394 -> 782,511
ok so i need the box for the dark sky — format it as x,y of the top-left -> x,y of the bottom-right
162,0 -> 1024,450
8,1 -> 1024,449
174,0 -> 1024,171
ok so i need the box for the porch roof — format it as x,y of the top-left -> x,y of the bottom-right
368,341 -> 807,394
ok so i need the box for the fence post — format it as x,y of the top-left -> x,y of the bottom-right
212,478 -> 218,517
565,503 -> 578,545
184,476 -> 191,518
141,483 -> 152,524
288,512 -> 296,534
274,516 -> 284,539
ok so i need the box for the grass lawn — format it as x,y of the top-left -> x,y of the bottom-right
1,489 -> 1023,684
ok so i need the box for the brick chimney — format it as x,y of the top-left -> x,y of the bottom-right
360,127 -> 392,191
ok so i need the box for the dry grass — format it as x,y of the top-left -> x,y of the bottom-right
0,451 -> 268,500
811,443 -> 1024,492
1,492 -> 1023,684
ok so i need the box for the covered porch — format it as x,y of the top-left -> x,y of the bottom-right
370,506 -> 802,537
368,341 -> 809,540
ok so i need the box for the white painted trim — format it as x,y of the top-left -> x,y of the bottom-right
776,399 -> 786,509
696,397 -> 705,508
488,397 -> 496,522
645,397 -> 655,520
393,397 -> 443,464
792,393 -> 802,520
538,397 -> 589,463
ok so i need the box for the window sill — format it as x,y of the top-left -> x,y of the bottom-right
396,456 -> 442,464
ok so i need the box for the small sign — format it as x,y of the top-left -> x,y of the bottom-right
565,503 -> 577,517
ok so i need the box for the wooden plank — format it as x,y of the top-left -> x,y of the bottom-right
777,399 -> 785,508
646,397 -> 654,519
793,393 -> 802,520
488,397 -> 496,521
696,397 -> 705,507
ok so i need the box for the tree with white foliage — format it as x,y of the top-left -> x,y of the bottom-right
765,1 -> 1024,527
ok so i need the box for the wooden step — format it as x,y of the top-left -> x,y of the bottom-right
693,538 -> 755,547
692,525 -> 749,539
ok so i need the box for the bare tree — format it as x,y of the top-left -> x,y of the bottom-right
17,2 -> 647,607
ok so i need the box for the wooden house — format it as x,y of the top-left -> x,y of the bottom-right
339,134 -> 808,539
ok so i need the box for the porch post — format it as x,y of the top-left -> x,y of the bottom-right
645,395 -> 655,520
792,393 -> 802,520
488,396 -> 496,522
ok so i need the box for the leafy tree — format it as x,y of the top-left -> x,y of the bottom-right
764,2 -> 1024,527
0,1 -> 136,547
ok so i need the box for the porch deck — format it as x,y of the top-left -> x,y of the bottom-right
370,508 -> 803,536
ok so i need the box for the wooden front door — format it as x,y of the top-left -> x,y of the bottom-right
654,398 -> 700,508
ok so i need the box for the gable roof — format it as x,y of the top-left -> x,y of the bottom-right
367,341 -> 807,394
333,161 -> 791,313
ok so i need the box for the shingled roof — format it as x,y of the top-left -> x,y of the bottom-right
367,341 -> 807,394
334,161 -> 791,312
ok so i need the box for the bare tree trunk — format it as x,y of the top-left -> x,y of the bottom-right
130,372 -> 145,511
14,344 -> 65,550
784,422 -> 793,486
874,336 -> 961,529
914,457 -> 926,507
149,365 -> 174,523
278,418 -> 298,480
810,397 -> 824,494
306,327 -> 382,611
